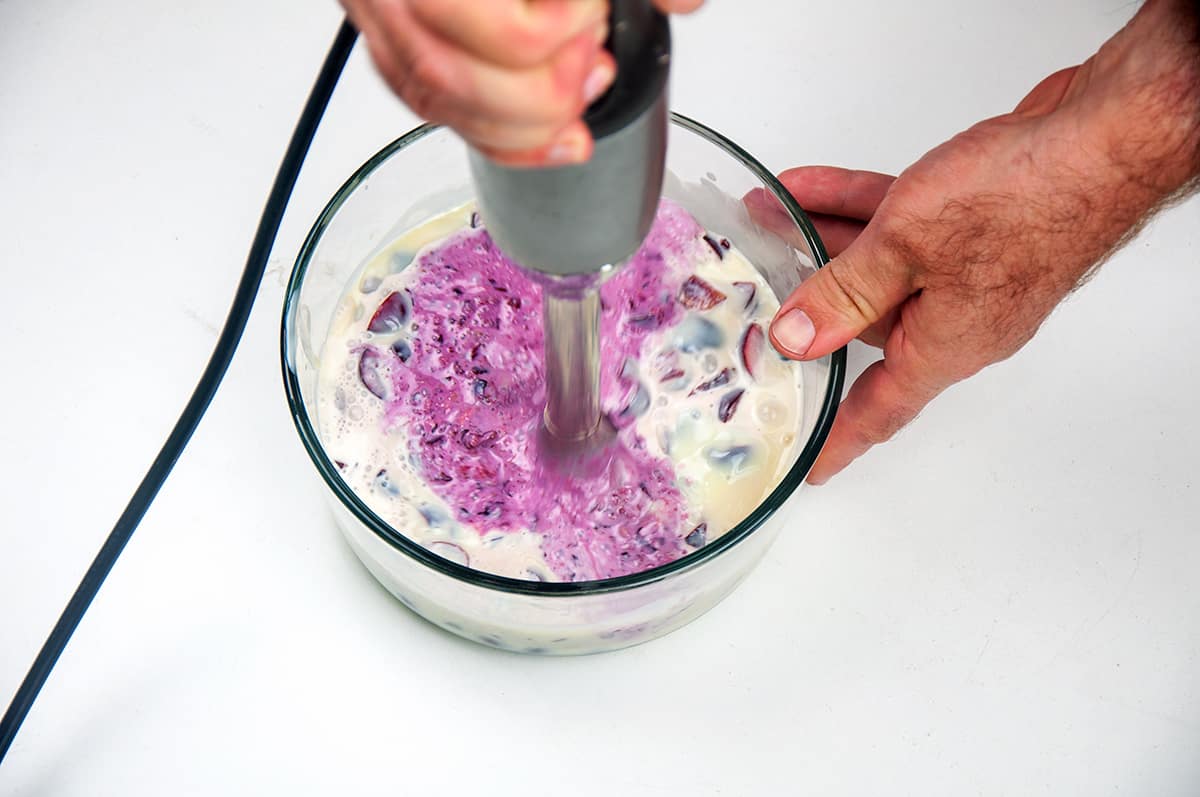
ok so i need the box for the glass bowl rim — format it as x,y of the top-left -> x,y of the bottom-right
281,112 -> 846,597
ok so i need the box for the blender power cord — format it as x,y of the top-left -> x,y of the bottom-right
0,18 -> 358,765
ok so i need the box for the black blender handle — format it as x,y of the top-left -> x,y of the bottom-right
584,0 -> 671,138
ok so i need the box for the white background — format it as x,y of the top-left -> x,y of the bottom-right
2,1 -> 1198,794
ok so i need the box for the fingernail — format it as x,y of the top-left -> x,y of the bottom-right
546,126 -> 589,165
583,59 -> 615,105
772,308 -> 815,357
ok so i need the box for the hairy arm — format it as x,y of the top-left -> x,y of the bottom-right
767,0 -> 1200,483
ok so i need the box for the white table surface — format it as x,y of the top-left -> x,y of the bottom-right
2,1 -> 1198,794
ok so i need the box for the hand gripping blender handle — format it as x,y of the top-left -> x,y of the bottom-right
467,0 -> 671,279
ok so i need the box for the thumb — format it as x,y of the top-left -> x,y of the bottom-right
769,228 -> 914,360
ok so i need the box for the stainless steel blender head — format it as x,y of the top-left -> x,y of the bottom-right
467,0 -> 672,445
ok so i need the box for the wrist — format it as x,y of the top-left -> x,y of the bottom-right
1078,0 -> 1200,196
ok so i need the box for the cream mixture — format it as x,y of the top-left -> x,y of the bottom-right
316,200 -> 801,582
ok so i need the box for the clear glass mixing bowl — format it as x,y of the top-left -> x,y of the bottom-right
282,114 -> 845,655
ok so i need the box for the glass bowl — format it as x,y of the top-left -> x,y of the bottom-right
282,113 -> 845,655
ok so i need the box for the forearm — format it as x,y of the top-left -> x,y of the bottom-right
1080,0 -> 1200,200
1003,0 -> 1200,297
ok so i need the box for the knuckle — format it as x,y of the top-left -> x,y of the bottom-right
466,118 -> 556,153
504,3 -> 592,65
822,258 -> 883,324
539,62 -> 590,120
543,80 -> 583,119
503,24 -> 561,65
393,51 -> 448,119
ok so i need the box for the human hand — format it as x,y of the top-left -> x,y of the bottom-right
760,0 -> 1200,485
340,0 -> 702,166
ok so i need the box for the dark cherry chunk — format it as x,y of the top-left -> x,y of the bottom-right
358,348 -> 389,400
685,523 -> 707,548
690,367 -> 734,395
740,323 -> 766,380
718,389 -> 745,422
678,276 -> 727,311
703,234 -> 725,259
367,291 -> 410,333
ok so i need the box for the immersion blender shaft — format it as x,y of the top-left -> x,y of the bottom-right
542,290 -> 603,442
467,1 -> 670,446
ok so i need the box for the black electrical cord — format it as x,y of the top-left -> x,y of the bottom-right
0,19 -> 358,765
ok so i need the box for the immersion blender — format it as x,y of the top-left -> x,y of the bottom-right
468,0 -> 671,445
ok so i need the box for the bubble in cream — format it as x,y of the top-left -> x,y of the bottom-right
754,396 -> 787,429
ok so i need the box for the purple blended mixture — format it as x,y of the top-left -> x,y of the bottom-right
359,202 -> 711,581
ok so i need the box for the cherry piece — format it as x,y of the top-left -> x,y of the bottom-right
678,276 -> 727,311
702,234 -> 725,260
718,389 -> 745,422
358,348 -> 390,400
367,291 -> 410,333
691,367 -> 734,395
740,323 -> 766,380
